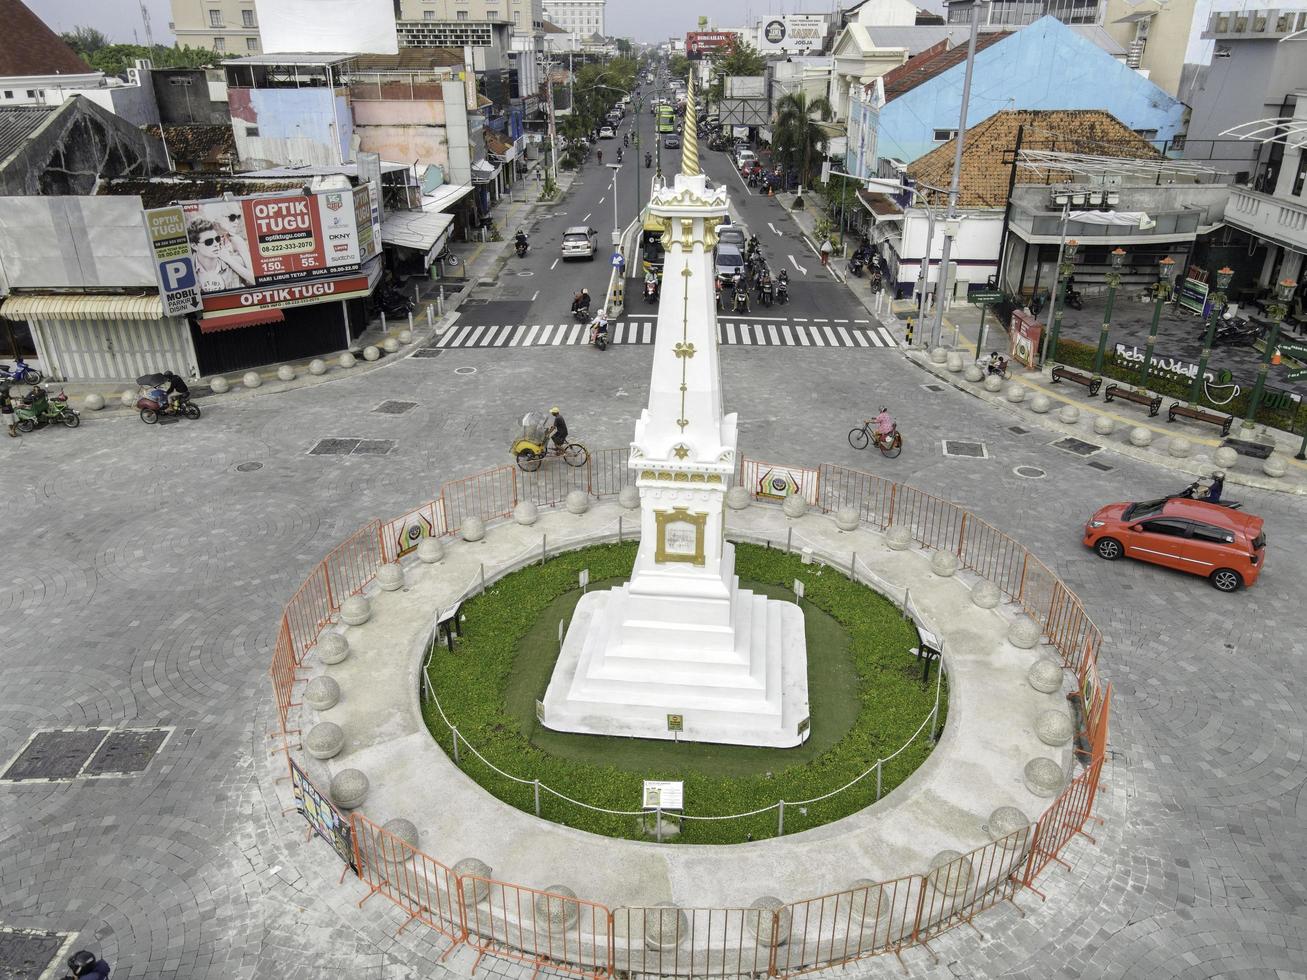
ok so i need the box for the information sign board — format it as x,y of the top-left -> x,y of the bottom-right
642,779 -> 684,809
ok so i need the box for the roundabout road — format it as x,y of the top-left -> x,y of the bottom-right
0,322 -> 1304,977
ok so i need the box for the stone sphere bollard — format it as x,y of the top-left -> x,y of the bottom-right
83,393 -> 105,411
330,768 -> 369,809
971,580 -> 1001,609
382,337 -> 400,354
1214,446 -> 1239,469
835,506 -> 860,532
747,896 -> 791,947
643,903 -> 689,951
308,358 -> 327,376
1029,393 -> 1051,414
885,525 -> 913,551
276,364 -> 295,382
963,363 -> 984,382
926,850 -> 972,897
1007,616 -> 1041,649
398,329 -> 414,344
340,595 -> 371,626
1128,426 -> 1152,447
243,371 -> 262,389
929,346 -> 948,364
453,858 -> 492,905
618,485 -> 641,509
1005,383 -> 1026,403
945,351 -> 964,373
1167,436 -> 1193,458
338,352 -> 357,369
306,722 -> 345,760
987,806 -> 1029,842
1092,414 -> 1115,436
1027,657 -> 1064,694
930,550 -> 958,577
514,501 -> 539,525
304,676 -> 340,711
461,516 -> 485,542
782,493 -> 807,519
210,376 -> 231,394
362,345 -> 381,362
1263,454 -> 1288,478
417,537 -> 445,564
382,818 -> 419,853
725,486 -> 751,510
317,632 -> 350,665
535,885 -> 580,931
565,490 -> 589,515
1035,708 -> 1075,746
376,562 -> 405,592
120,390 -> 137,407
1024,757 -> 1065,797
1058,404 -> 1080,425
983,373 -> 1004,393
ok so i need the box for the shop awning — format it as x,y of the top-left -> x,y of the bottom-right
381,210 -> 454,256
858,190 -> 903,224
471,159 -> 501,185
421,183 -> 474,212
198,308 -> 286,334
0,293 -> 165,321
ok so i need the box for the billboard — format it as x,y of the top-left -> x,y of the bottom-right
757,15 -> 826,53
685,31 -> 739,57
143,207 -> 202,316
257,0 -> 398,54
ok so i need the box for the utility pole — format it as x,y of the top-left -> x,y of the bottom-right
544,58 -> 559,182
929,0 -> 983,349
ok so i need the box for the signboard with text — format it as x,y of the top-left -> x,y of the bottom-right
685,31 -> 739,57
142,206 -> 202,316
1176,276 -> 1210,316
200,271 -> 375,315
1010,309 -> 1042,369
757,15 -> 825,53
642,780 -> 684,809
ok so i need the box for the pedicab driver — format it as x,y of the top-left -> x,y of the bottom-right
547,407 -> 568,454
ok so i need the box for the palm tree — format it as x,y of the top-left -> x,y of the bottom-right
773,92 -> 833,192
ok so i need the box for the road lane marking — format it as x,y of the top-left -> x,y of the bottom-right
550,259 -> 559,270
768,222 -> 783,236
788,254 -> 807,275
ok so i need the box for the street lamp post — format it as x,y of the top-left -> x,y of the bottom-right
1243,277 -> 1297,430
607,163 -> 621,245
1045,238 -> 1079,365
1137,256 -> 1177,391
1092,247 -> 1127,375
1190,266 -> 1235,406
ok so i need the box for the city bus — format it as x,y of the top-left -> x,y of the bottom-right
656,105 -> 676,134
641,212 -> 665,278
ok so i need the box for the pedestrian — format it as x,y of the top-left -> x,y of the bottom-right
819,237 -> 833,268
1,383 -> 15,437
1206,471 -> 1225,504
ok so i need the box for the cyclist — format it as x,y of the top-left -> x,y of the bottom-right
874,406 -> 895,443
547,407 -> 569,454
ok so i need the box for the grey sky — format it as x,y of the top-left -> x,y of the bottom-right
25,0 -> 844,46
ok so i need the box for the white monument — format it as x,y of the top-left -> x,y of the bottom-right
541,83 -> 810,748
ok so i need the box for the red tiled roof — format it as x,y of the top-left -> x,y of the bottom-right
0,0 -> 96,78
882,31 -> 1010,102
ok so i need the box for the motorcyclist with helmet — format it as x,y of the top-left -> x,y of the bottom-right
571,288 -> 591,320
589,309 -> 610,347
162,370 -> 190,412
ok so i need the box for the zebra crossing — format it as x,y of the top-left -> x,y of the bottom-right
436,318 -> 898,349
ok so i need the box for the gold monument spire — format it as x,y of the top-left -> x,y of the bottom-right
680,74 -> 700,177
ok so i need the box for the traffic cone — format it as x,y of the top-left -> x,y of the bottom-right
1272,347 -> 1282,365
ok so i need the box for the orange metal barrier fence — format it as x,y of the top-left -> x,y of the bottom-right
351,812 -> 465,944
463,878 -> 612,980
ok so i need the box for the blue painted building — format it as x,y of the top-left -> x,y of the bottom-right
872,16 -> 1186,170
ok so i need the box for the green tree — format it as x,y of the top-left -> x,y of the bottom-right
60,26 -> 109,57
615,38 -> 633,58
669,53 -> 690,79
773,91 -> 833,188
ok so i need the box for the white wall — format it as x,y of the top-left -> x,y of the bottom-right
850,0 -> 921,28
896,209 -> 1005,295
256,0 -> 399,54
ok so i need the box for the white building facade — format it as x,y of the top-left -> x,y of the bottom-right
541,0 -> 606,38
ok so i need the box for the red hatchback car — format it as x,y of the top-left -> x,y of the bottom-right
1083,497 -> 1266,592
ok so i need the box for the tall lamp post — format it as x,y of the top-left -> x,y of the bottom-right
1044,238 -> 1079,365
1190,266 -> 1235,406
1092,247 -> 1127,375
1243,277 -> 1297,430
1137,255 -> 1177,391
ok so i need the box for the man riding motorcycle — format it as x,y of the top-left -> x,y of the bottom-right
162,370 -> 190,411
617,147 -> 623,163
645,152 -> 652,169
643,271 -> 659,302
732,278 -> 750,314
571,288 -> 591,320
589,310 -> 610,347
776,270 -> 789,304
514,229 -> 529,256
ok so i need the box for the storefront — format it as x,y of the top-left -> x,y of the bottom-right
380,211 -> 454,278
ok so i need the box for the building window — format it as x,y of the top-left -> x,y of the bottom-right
457,9 -> 468,18
208,9 -> 223,27
1292,150 -> 1307,197
932,129 -> 956,141
25,89 -> 36,98
425,9 -> 436,17
487,9 -> 499,18
3,91 -> 11,98
213,36 -> 225,50
246,36 -> 258,50
513,10 -> 520,22
242,9 -> 255,27
246,125 -> 259,136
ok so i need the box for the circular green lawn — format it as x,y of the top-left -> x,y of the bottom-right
422,541 -> 946,843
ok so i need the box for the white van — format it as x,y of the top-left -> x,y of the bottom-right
735,148 -> 757,170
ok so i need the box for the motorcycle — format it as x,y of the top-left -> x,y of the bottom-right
617,148 -> 623,164
515,235 -> 529,257
732,286 -> 750,315
571,299 -> 592,322
869,269 -> 883,293
135,373 -> 201,424
643,278 -> 659,303
758,277 -> 774,307
1174,479 -> 1240,509
14,386 -> 79,432
590,320 -> 609,351
775,273 -> 789,305
848,254 -> 864,277
377,286 -> 413,318
645,153 -> 652,169
1213,318 -> 1259,348
1064,287 -> 1083,311
0,357 -> 42,385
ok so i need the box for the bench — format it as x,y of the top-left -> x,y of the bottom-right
1168,402 -> 1233,437
1051,365 -> 1102,397
1103,383 -> 1162,417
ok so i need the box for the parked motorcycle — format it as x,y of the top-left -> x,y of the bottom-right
0,357 -> 42,385
1064,287 -> 1084,311
14,386 -> 79,432
135,374 -> 200,424
643,278 -> 659,304
1174,479 -> 1240,509
1213,318 -> 1259,348
848,254 -> 864,277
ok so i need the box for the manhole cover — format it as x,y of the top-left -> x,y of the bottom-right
942,440 -> 989,459
920,384 -> 945,392
412,348 -> 443,359
1014,465 -> 1046,479
83,728 -> 170,776
352,439 -> 396,456
1087,460 -> 1114,472
454,366 -> 478,376
235,461 -> 263,472
1009,426 -> 1030,435
374,400 -> 418,415
0,928 -> 70,978
1053,437 -> 1103,457
515,270 -> 536,277
1,729 -> 109,781
309,438 -> 360,456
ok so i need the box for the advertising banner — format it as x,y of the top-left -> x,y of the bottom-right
316,188 -> 362,268
758,15 -> 825,53
1010,309 -> 1042,369
685,31 -> 739,57
200,271 -> 375,315
289,758 -> 357,873
142,206 -> 202,316
244,194 -> 325,278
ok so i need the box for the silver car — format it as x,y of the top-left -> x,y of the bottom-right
561,226 -> 599,261
714,243 -> 745,283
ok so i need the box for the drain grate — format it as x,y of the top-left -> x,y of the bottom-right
1221,437 -> 1274,459
1087,460 -> 1114,472
0,927 -> 71,979
83,728 -> 170,776
309,438 -> 360,456
411,348 -> 443,359
373,400 -> 418,415
235,461 -> 263,472
1,729 -> 110,781
1014,465 -> 1046,479
1009,426 -> 1030,435
1052,437 -> 1103,458
352,439 -> 396,456
942,440 -> 989,459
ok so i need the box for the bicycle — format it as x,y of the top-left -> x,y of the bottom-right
848,421 -> 903,458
